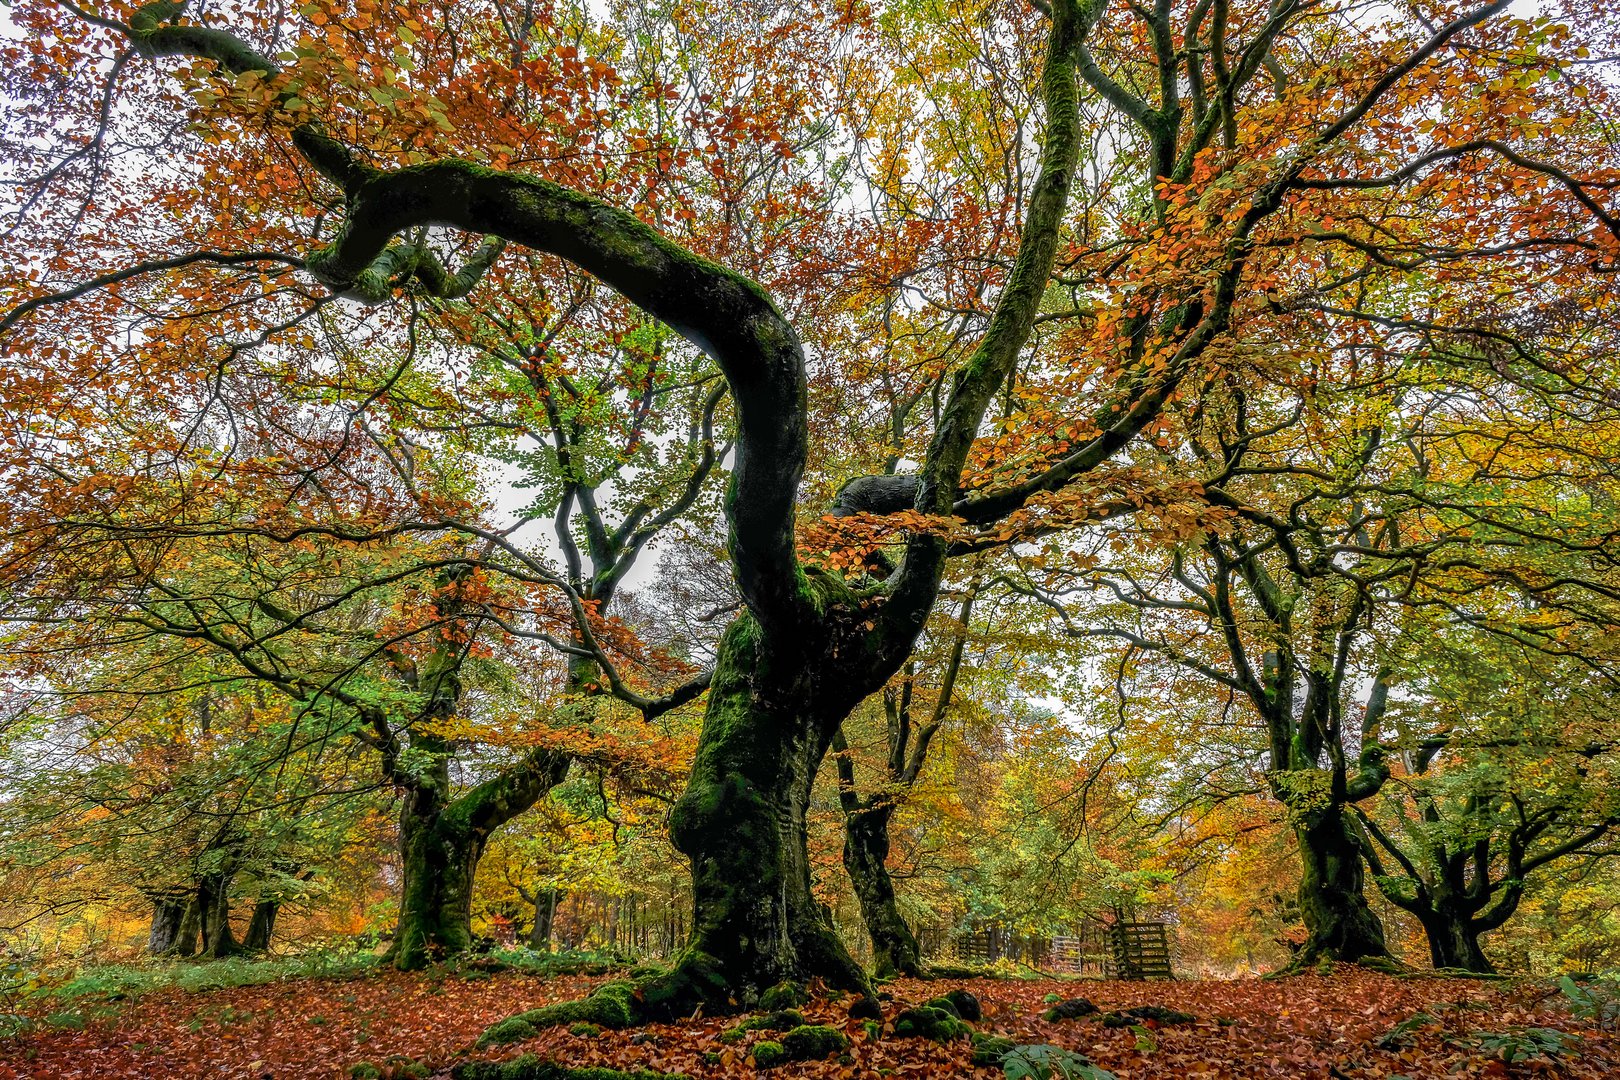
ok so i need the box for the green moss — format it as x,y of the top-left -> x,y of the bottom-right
751,1041 -> 786,1069
861,1019 -> 881,1041
719,1009 -> 807,1043
891,1005 -> 971,1041
780,1024 -> 849,1059
848,995 -> 882,1021
451,1055 -> 686,1080
1042,997 -> 1098,1022
758,980 -> 808,1011
969,1033 -> 1017,1066
486,980 -> 640,1040
922,996 -> 961,1018
349,1066 -> 382,1080
942,989 -> 982,1021
476,1015 -> 539,1047
569,1022 -> 603,1038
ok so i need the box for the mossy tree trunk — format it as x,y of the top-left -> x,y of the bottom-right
390,773 -> 482,968
661,613 -> 876,1006
195,870 -> 241,958
1418,907 -> 1492,972
842,802 -> 922,978
387,738 -> 572,970
1292,804 -> 1387,964
242,898 -> 280,953
147,893 -> 191,956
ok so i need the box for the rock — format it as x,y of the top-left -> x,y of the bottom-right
1041,997 -> 1099,1022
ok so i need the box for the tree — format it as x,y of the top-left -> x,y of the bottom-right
0,629 -> 375,959
7,0 -> 1617,1013
1355,629 -> 1620,971
830,588 -> 975,978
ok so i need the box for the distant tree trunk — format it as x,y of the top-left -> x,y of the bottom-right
196,872 -> 240,958
171,895 -> 202,957
387,744 -> 572,971
147,894 -> 191,956
1294,806 -> 1388,964
529,888 -> 560,951
242,899 -> 280,953
843,803 -> 923,978
1420,907 -> 1492,972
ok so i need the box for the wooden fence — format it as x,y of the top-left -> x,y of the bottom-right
919,917 -> 1176,979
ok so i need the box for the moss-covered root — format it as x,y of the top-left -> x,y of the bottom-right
478,952 -> 757,1051
891,1004 -> 972,1041
477,981 -> 641,1047
1099,1005 -> 1196,1028
751,1025 -> 849,1069
452,1056 -> 685,1080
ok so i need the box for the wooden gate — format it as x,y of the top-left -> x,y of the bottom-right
1108,920 -> 1175,979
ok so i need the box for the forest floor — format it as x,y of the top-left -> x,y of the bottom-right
0,964 -> 1613,1079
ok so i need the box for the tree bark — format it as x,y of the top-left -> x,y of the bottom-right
529,888 -> 560,951
171,894 -> 201,957
196,872 -> 240,958
1420,908 -> 1492,972
388,743 -> 572,970
389,782 -> 485,969
242,898 -> 280,953
147,893 -> 191,956
843,803 -> 923,978
656,615 -> 872,1010
1294,806 -> 1388,964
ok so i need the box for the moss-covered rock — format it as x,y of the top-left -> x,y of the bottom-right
451,1054 -> 687,1080
349,1066 -> 382,1080
922,996 -> 962,1018
743,1025 -> 850,1069
891,1005 -> 971,1041
848,994 -> 883,1020
1042,997 -> 1098,1022
758,981 -> 808,1011
1100,1004 -> 1196,1028
476,1015 -> 540,1047
569,1022 -> 603,1038
860,1019 -> 882,1041
942,988 -> 982,1022
969,1033 -> 1017,1067
779,1024 -> 849,1060
751,1041 -> 787,1069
